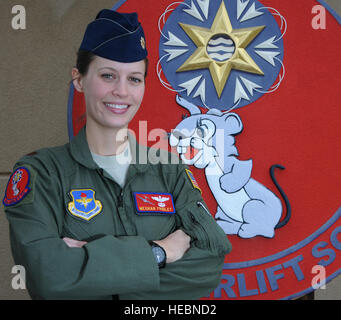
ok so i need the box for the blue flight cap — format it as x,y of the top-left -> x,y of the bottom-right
79,9 -> 147,62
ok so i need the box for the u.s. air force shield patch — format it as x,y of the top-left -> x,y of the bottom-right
67,189 -> 102,221
69,0 -> 341,300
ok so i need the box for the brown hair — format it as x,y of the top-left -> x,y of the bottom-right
75,50 -> 149,78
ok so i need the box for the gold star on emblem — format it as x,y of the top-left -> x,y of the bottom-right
177,1 -> 265,98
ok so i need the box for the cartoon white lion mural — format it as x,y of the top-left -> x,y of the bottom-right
169,95 -> 290,238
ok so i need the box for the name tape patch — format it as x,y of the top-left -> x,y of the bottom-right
133,192 -> 176,215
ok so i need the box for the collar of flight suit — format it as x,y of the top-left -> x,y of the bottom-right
69,126 -> 150,174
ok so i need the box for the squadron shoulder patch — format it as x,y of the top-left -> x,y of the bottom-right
67,189 -> 103,221
3,167 -> 31,207
185,169 -> 202,193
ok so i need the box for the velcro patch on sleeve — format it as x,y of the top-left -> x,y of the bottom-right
133,192 -> 176,215
3,167 -> 32,207
185,169 -> 202,193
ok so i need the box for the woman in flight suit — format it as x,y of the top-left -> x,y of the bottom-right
3,9 -> 231,300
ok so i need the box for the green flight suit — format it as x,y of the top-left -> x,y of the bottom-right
3,127 -> 231,300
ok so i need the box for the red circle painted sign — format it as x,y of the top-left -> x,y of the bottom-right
68,0 -> 341,299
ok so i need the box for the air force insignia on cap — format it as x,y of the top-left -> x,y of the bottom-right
140,36 -> 146,49
79,9 -> 148,63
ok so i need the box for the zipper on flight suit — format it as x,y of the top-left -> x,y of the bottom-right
97,168 -> 124,208
117,190 -> 124,208
196,201 -> 211,216
97,168 -> 130,234
189,203 -> 211,249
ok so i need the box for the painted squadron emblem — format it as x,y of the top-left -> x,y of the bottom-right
68,189 -> 103,221
161,0 -> 289,238
158,0 -> 285,110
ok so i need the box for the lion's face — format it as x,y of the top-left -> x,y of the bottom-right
169,115 -> 218,168
169,102 -> 243,170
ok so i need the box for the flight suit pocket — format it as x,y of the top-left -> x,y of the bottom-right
132,191 -> 178,240
181,201 -> 211,248
134,214 -> 177,241
62,187 -> 121,240
177,200 -> 230,255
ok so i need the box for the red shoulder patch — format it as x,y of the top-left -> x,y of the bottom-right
3,167 -> 31,207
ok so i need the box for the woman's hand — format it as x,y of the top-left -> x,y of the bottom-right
63,237 -> 87,248
153,229 -> 191,263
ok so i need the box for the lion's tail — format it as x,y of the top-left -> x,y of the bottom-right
270,164 -> 292,229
